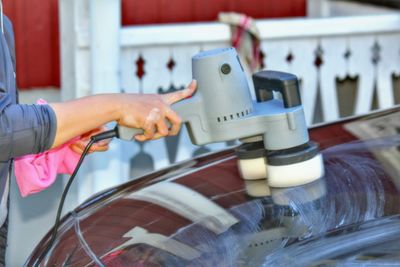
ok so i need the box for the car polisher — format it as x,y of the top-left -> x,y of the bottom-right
117,47 -> 324,188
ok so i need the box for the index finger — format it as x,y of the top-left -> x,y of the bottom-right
162,80 -> 197,105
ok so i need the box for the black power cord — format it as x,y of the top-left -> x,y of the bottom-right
35,129 -> 118,266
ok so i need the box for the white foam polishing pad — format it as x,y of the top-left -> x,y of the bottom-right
267,154 -> 324,188
238,157 -> 268,180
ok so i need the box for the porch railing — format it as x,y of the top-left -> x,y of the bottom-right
60,0 -> 400,201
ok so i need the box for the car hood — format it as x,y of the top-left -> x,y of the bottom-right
27,106 -> 400,266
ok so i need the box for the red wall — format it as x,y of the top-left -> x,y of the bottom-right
3,0 -> 306,90
121,0 -> 306,25
4,0 -> 60,90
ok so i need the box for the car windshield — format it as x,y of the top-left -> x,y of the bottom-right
28,107 -> 400,267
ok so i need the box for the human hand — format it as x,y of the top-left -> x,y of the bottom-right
117,80 -> 197,142
69,126 -> 111,155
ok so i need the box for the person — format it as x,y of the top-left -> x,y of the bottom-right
0,6 -> 196,265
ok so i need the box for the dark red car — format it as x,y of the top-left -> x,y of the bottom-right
26,106 -> 400,266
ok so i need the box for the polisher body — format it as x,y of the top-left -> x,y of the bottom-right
173,47 -> 309,151
118,47 -> 324,188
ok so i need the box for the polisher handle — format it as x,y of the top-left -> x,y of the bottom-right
116,120 -> 174,141
116,125 -> 144,141
252,70 -> 302,108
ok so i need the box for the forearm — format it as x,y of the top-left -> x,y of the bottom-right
49,80 -> 196,147
49,94 -> 121,148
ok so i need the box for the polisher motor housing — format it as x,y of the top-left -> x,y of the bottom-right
118,47 -> 324,187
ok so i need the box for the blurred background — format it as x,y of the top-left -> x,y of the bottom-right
3,0 -> 400,265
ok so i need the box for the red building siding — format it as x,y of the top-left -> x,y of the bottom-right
4,0 -> 60,90
3,0 -> 306,90
121,0 -> 306,25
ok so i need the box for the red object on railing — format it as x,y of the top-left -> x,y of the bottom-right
3,0 -> 306,90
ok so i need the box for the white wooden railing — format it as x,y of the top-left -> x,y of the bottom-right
60,0 -> 400,202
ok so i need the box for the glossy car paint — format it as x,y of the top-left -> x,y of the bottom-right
26,106 -> 400,266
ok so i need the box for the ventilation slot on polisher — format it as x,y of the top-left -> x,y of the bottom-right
217,108 -> 253,123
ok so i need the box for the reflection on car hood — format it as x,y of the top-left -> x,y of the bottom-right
26,106 -> 400,266
264,215 -> 400,266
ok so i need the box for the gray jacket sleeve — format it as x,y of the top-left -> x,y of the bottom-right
0,94 -> 57,162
